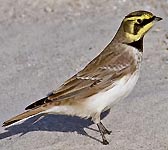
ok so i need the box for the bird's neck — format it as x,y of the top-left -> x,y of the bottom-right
112,25 -> 144,52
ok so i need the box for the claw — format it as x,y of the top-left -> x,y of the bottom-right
97,122 -> 110,145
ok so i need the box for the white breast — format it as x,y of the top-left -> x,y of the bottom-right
86,70 -> 140,114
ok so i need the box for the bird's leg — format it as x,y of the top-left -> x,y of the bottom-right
100,122 -> 112,135
97,122 -> 109,145
92,113 -> 110,144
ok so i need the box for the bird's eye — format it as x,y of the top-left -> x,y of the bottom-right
137,19 -> 142,24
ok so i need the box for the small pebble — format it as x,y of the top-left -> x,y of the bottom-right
44,7 -> 53,13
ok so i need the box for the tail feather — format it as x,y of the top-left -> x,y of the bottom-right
2,107 -> 44,127
25,97 -> 51,110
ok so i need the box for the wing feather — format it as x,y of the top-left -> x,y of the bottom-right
26,44 -> 137,110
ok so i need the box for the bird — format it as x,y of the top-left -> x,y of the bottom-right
3,10 -> 162,145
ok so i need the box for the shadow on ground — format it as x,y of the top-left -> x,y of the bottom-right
0,110 -> 110,143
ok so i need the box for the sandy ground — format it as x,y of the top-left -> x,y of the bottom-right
0,0 -> 168,149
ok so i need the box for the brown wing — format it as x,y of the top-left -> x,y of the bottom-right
25,44 -> 137,110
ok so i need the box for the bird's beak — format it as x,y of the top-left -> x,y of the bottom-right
154,16 -> 163,22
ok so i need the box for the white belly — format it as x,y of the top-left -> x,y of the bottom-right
44,70 -> 140,119
86,70 -> 139,113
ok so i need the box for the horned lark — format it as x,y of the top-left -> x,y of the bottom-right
3,10 -> 162,145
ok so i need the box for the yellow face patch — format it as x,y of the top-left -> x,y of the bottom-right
123,13 -> 155,41
125,22 -> 154,41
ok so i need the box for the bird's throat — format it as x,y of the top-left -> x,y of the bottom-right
126,37 -> 143,52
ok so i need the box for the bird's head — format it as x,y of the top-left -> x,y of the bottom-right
114,10 -> 162,43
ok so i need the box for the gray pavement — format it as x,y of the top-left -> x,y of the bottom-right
0,0 -> 168,149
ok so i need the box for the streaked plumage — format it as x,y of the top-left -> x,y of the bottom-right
3,10 -> 162,145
